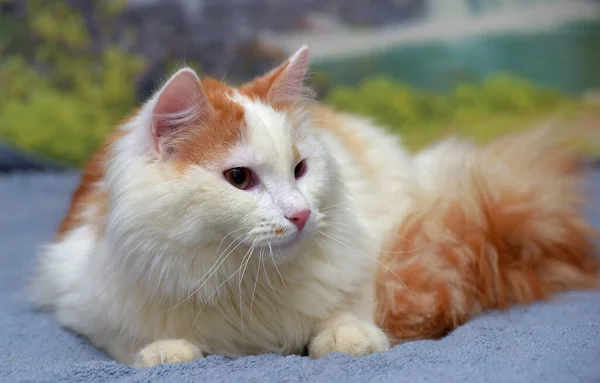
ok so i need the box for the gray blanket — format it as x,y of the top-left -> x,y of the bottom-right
1,171 -> 599,383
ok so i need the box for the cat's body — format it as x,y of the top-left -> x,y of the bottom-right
31,47 -> 411,366
31,46 -> 599,367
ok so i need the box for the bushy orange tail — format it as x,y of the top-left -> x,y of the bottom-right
375,126 -> 600,343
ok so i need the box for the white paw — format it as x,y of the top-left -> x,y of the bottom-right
133,339 -> 203,368
309,321 -> 390,359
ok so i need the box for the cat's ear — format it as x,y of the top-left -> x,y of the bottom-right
267,45 -> 310,104
148,68 -> 213,157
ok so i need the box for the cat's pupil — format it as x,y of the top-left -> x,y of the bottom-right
231,168 -> 246,185
294,160 -> 306,178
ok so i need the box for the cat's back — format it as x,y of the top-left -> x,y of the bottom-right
56,147 -> 106,240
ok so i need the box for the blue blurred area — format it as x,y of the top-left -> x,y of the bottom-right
0,144 -> 64,173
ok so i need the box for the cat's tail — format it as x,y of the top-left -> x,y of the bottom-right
375,124 -> 600,343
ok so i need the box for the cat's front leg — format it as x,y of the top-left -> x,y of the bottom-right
309,313 -> 389,359
133,339 -> 204,368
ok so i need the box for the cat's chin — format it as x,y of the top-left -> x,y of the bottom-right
256,228 -> 314,259
268,235 -> 302,251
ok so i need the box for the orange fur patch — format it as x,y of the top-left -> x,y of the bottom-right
375,128 -> 600,343
56,129 -> 125,241
175,77 -> 246,167
239,61 -> 290,110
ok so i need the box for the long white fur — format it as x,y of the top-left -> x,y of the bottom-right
30,48 -> 422,367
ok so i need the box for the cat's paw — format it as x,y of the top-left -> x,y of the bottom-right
309,320 -> 389,359
133,339 -> 203,368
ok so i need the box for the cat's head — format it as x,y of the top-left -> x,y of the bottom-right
109,46 -> 341,255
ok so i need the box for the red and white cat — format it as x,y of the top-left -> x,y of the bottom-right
31,45 -> 599,367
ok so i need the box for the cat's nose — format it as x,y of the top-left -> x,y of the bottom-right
286,209 -> 311,232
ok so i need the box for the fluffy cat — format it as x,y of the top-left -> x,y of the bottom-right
31,46 -> 409,367
31,44 -> 599,367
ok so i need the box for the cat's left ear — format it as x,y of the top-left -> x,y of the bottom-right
267,45 -> 309,104
243,45 -> 310,105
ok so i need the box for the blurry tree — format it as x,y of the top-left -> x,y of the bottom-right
0,0 -> 146,166
324,73 -> 579,151
325,73 -> 566,130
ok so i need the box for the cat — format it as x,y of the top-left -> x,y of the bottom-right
30,45 -> 411,367
30,44 -> 599,367
375,127 -> 600,342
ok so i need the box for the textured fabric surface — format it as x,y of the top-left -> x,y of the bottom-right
1,171 -> 599,383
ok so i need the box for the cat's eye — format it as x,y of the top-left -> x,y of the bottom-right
224,167 -> 254,190
294,160 -> 307,179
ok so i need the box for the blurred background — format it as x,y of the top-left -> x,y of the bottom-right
0,0 -> 599,169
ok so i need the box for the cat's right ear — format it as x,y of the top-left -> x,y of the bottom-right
145,68 -> 213,158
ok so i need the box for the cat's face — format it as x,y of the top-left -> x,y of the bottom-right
183,93 -> 336,252
114,46 -> 339,255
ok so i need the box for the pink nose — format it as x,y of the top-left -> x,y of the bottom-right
286,209 -> 311,231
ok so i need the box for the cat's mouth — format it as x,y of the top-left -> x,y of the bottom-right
273,232 -> 304,249
243,217 -> 319,255
254,227 -> 312,255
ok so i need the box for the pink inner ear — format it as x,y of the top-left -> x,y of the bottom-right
268,46 -> 309,104
152,69 -> 211,154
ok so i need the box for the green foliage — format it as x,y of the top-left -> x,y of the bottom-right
0,56 -> 48,106
0,90 -> 114,165
323,73 -> 586,152
0,0 -> 145,166
325,73 -> 568,131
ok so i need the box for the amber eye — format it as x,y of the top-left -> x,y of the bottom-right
294,160 -> 307,179
224,167 -> 254,190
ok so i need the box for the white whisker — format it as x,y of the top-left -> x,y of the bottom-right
165,232 -> 248,312
264,242 -> 281,303
321,221 -> 422,257
216,226 -> 253,254
315,238 -> 330,264
239,240 -> 257,343
189,239 -> 258,335
249,247 -> 262,323
272,247 -> 293,303
168,233 -> 247,312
